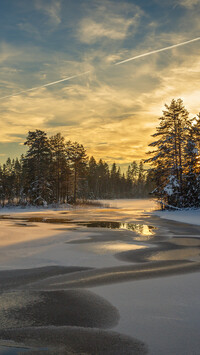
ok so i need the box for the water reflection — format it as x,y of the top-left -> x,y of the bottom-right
0,345 -> 48,354
0,215 -> 155,238
87,242 -> 147,254
78,221 -> 155,237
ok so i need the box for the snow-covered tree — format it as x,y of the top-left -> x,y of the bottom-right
23,130 -> 52,205
49,133 -> 71,203
182,122 -> 200,207
146,99 -> 191,207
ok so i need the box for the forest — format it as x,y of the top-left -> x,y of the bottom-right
146,98 -> 200,209
1,98 -> 198,209
0,130 -> 153,206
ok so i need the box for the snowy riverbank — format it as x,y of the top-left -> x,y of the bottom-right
0,199 -> 157,216
1,200 -> 200,228
0,203 -> 74,215
154,208 -> 200,226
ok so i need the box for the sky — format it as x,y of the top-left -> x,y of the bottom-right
0,0 -> 200,168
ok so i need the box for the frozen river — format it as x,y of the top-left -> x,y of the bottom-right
0,199 -> 199,354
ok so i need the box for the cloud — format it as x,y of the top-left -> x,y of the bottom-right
35,0 -> 61,26
1,26 -> 200,163
0,71 -> 90,100
18,22 -> 41,39
1,0 -> 200,166
0,73 -> 154,162
77,0 -> 143,44
0,43 -> 20,65
177,0 -> 199,8
78,18 -> 133,43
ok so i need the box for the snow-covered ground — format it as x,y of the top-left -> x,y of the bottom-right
0,199 -> 200,354
102,198 -> 200,227
92,272 -> 200,355
0,221 -> 131,270
154,208 -> 200,226
0,199 -> 155,270
102,198 -> 157,211
0,203 -> 73,215
0,199 -> 157,215
104,199 -> 200,227
1,199 -> 200,228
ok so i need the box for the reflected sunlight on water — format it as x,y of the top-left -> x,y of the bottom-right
88,242 -> 147,254
119,223 -> 155,236
78,221 -> 155,236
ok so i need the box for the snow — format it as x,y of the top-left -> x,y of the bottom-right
105,199 -> 200,228
163,185 -> 173,196
0,199 -> 157,270
154,208 -> 200,226
1,199 -> 200,229
0,198 -> 200,354
101,198 -> 157,211
0,204 -> 73,215
193,147 -> 198,154
0,199 -> 157,215
0,222 -> 128,270
92,272 -> 200,355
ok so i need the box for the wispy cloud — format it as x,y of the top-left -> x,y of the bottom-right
0,43 -> 20,65
2,45 -> 200,162
0,71 -> 90,100
77,0 -> 143,44
178,0 -> 199,8
35,0 -> 61,26
1,0 -> 200,165
18,22 -> 41,39
1,35 -> 199,100
78,18 -> 133,43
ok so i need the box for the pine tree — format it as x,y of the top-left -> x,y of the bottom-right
13,158 -> 22,204
137,161 -> 146,197
49,133 -> 70,203
66,141 -> 88,203
23,130 -> 52,205
96,159 -> 110,198
110,163 -> 118,197
0,165 -> 5,206
127,161 -> 138,196
146,99 -> 191,207
182,122 -> 200,207
88,156 -> 98,198
3,158 -> 16,204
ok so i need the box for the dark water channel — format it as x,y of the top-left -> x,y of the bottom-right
0,215 -> 156,237
0,345 -> 48,354
76,221 -> 155,235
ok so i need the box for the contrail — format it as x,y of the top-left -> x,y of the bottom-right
0,36 -> 200,100
0,71 -> 90,100
115,36 -> 200,65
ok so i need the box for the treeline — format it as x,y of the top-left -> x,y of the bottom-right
0,130 -> 153,206
146,98 -> 200,209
